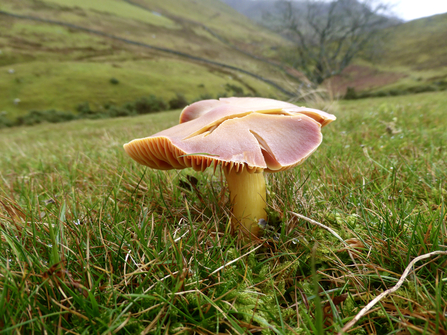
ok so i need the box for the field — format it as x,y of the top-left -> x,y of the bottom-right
0,91 -> 446,334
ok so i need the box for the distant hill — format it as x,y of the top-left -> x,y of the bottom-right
220,0 -> 447,97
220,0 -> 447,98
326,13 -> 447,97
0,0 -> 295,117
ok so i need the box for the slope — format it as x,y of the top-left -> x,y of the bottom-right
326,13 -> 447,96
0,0 -> 295,117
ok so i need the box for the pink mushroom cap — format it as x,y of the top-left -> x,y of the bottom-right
124,97 -> 336,174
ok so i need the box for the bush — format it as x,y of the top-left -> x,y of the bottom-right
18,110 -> 45,125
344,80 -> 447,100
225,83 -> 244,96
76,102 -> 106,119
15,109 -> 77,126
107,106 -> 135,117
44,110 -> 77,123
3,93 -> 182,129
110,77 -> 119,85
407,85 -> 438,94
435,80 -> 447,90
0,114 -> 14,128
120,102 -> 135,115
215,92 -> 228,99
193,93 -> 214,102
76,102 -> 94,116
344,87 -> 358,100
133,95 -> 167,114
168,93 -> 188,110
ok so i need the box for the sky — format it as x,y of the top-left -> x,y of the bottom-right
388,0 -> 447,21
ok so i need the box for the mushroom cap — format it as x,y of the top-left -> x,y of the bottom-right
124,97 -> 336,174
180,97 -> 336,127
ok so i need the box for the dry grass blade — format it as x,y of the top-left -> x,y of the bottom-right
141,306 -> 166,335
339,250 -> 447,335
209,244 -> 263,276
289,211 -> 348,247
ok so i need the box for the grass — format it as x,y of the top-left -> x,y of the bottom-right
0,91 -> 446,334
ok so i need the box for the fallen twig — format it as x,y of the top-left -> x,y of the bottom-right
338,250 -> 447,334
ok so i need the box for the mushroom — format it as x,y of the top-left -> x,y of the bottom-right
123,97 -> 335,239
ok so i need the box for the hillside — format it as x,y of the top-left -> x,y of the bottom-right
0,0 -> 295,117
220,0 -> 281,23
221,0 -> 447,98
326,13 -> 447,97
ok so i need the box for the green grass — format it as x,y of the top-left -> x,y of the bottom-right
1,92 -> 446,333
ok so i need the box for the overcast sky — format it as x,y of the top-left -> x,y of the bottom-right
387,0 -> 447,21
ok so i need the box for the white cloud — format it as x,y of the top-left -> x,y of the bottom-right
389,0 -> 447,21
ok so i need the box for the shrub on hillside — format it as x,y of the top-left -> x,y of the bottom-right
168,93 -> 188,110
120,102 -> 136,115
76,102 -> 94,116
0,114 -> 14,128
109,77 -> 119,85
225,83 -> 244,96
344,80 -> 447,100
44,110 -> 77,123
16,110 -> 42,126
407,84 -> 439,94
107,106 -> 135,117
76,102 -> 106,119
16,110 -> 77,126
215,92 -> 228,99
193,93 -> 214,102
133,95 -> 168,114
344,87 -> 358,100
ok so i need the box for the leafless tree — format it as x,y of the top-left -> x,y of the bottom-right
274,0 -> 396,85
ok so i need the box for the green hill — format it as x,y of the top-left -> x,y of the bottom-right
327,13 -> 447,97
0,0 -> 294,117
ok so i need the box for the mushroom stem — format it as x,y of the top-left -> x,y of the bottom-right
224,168 -> 267,237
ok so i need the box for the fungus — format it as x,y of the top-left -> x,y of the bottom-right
123,97 -> 335,239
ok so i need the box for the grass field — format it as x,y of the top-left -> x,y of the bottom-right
0,91 -> 446,334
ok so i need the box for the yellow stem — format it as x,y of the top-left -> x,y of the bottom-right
224,168 -> 267,237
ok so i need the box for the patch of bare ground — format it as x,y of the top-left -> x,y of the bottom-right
325,64 -> 407,97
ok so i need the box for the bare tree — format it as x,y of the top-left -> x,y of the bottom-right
274,0 -> 396,85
